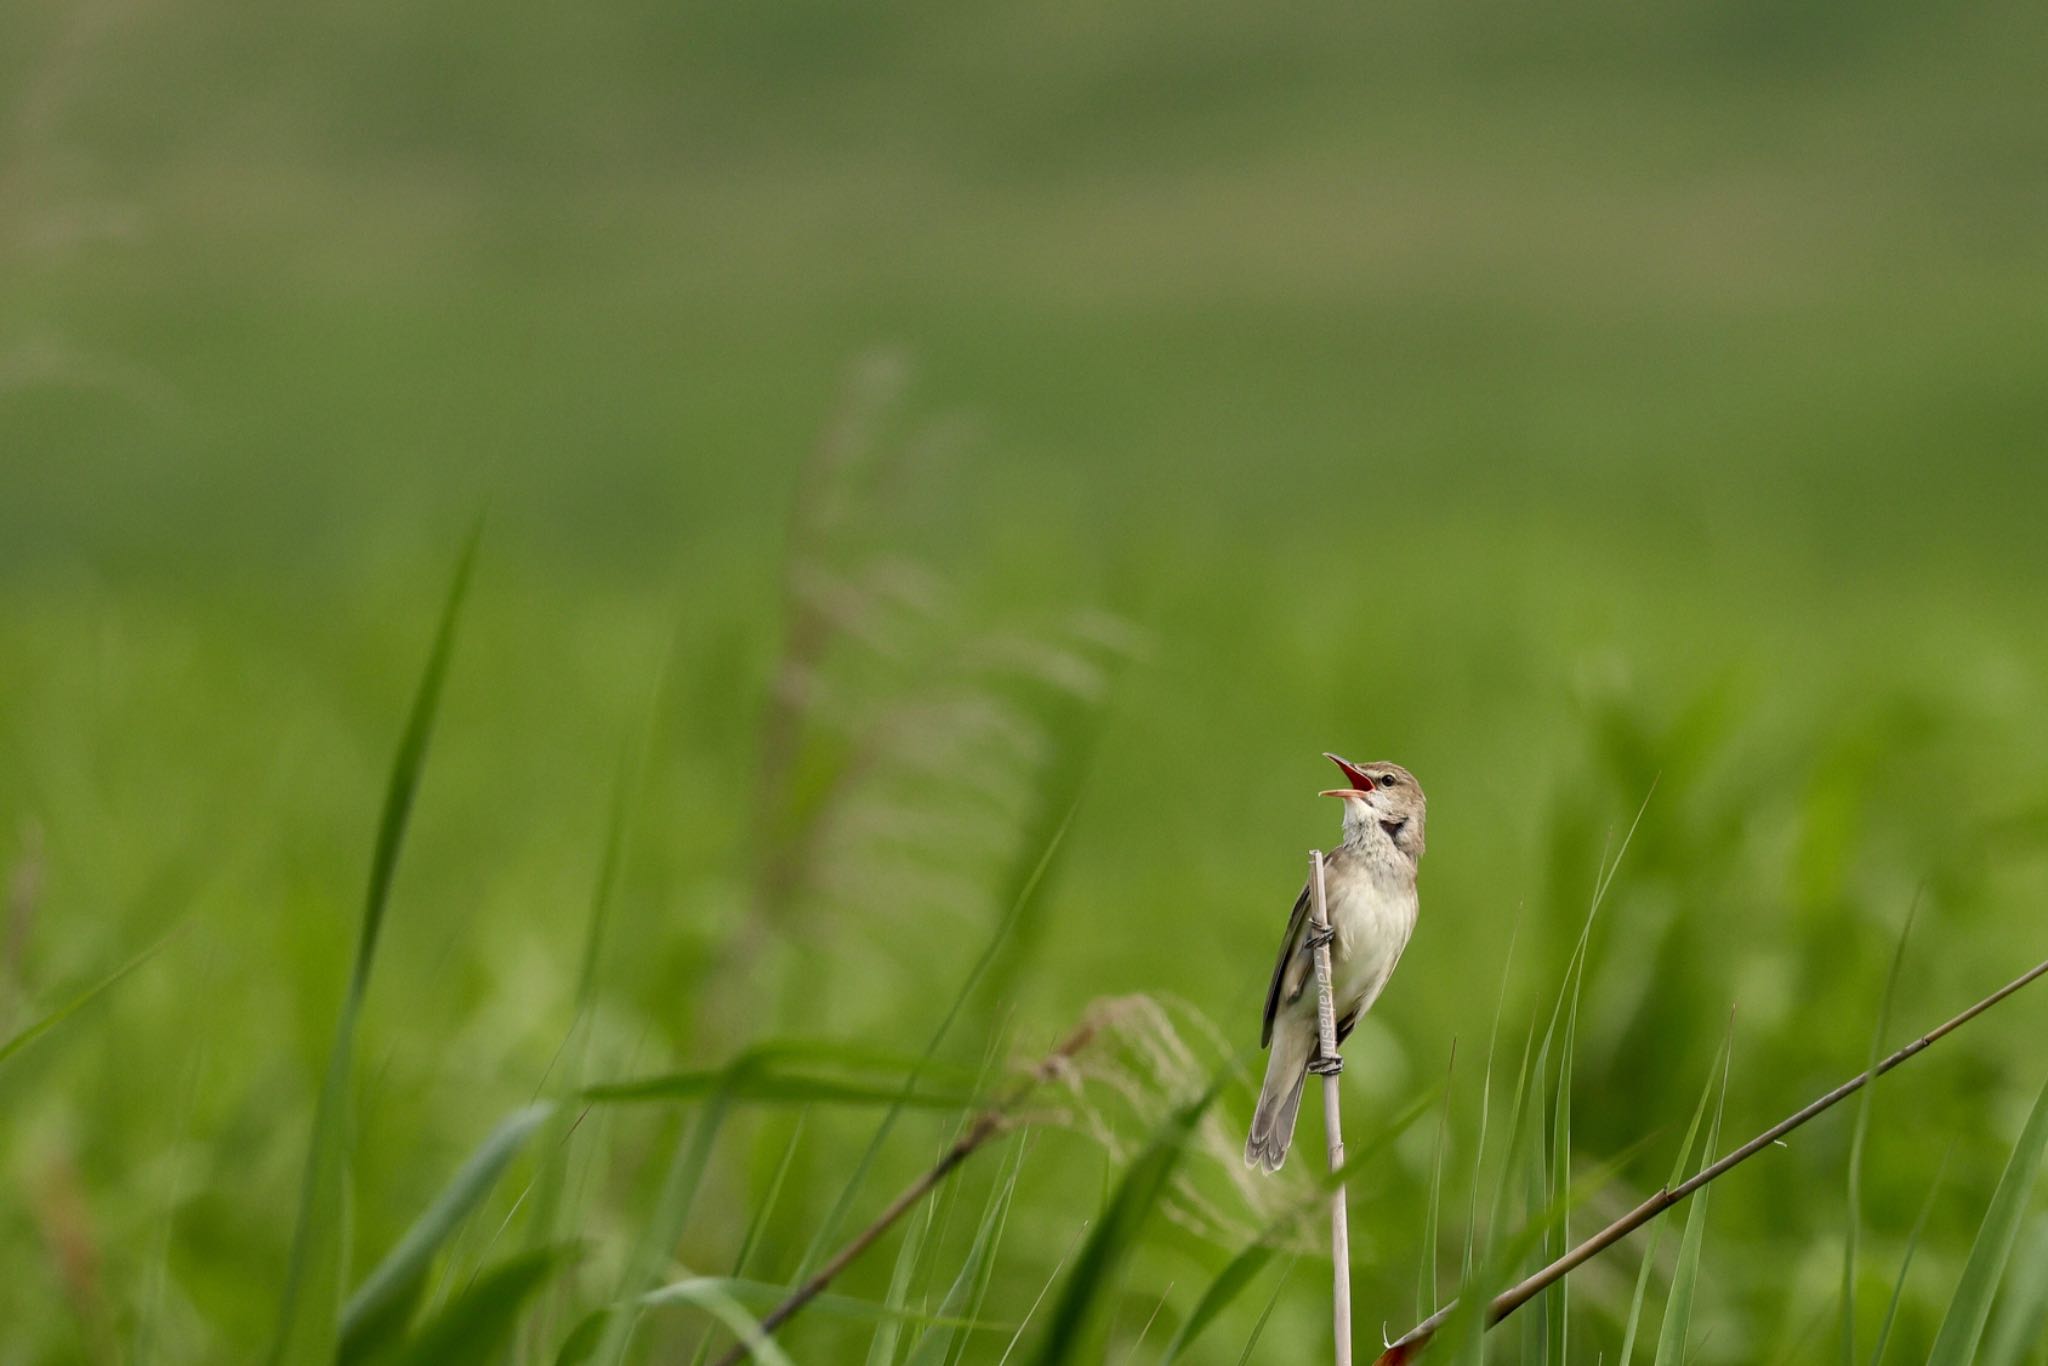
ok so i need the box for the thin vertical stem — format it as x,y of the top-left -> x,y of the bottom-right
1310,849 -> 1352,1366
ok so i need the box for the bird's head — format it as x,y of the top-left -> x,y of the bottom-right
1320,753 -> 1427,858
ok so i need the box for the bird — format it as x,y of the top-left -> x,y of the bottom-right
1245,753 -> 1428,1172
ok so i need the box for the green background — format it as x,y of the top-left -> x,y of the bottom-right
4,0 -> 2047,1360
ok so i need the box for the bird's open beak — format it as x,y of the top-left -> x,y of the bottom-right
1320,752 -> 1375,800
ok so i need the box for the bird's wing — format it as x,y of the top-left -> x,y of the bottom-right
1259,879 -> 1312,1049
1260,847 -> 1354,1048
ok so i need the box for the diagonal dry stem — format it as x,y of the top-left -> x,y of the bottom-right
1375,951 -> 2048,1364
709,1018 -> 1101,1366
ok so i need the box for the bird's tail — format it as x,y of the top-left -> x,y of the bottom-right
1244,1024 -> 1312,1173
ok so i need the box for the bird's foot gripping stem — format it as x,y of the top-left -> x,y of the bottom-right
1307,1053 -> 1344,1076
1304,926 -> 1336,952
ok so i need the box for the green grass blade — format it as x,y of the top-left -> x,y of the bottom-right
1927,1074 -> 2048,1366
583,1060 -> 973,1110
0,929 -> 173,1069
994,1225 -> 1085,1366
1418,1042 -> 1457,1322
588,1093 -> 732,1366
641,1277 -> 1012,1335
946,1136 -> 1027,1366
351,525 -> 481,1006
1462,913 -> 1523,1286
1620,1032 -> 1727,1366
798,805 -> 1078,1279
1868,1149 -> 1947,1366
1982,1217 -> 2048,1366
1231,1258 -> 1295,1366
687,1118 -> 809,1366
267,527 -> 479,1366
525,753 -> 635,1248
865,1182 -> 937,1366
904,1139 -> 1023,1366
1163,1248 -> 1273,1366
339,1102 -> 553,1362
1163,1087 -> 1437,1364
1652,1026 -> 1733,1366
1439,1018 -> 1541,1366
1547,991 -> 1577,1365
1026,1079 -> 1221,1366
389,1245 -> 574,1366
1843,905 -> 1916,1365
628,1280 -> 794,1366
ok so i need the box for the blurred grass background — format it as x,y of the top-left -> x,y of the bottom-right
4,0 -> 2048,1360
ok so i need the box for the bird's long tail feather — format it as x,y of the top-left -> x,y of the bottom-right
1245,1024 -> 1313,1172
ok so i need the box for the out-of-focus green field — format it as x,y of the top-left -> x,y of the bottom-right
4,0 -> 2048,1361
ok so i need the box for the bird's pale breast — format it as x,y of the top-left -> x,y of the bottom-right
1327,869 -> 1419,1018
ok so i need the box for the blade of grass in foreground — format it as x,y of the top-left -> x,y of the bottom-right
1926,1074 -> 2048,1366
267,527 -> 479,1366
692,1118 -> 808,1366
1026,1079 -> 1222,1366
390,1245 -> 575,1366
1651,1025 -> 1733,1366
1980,1216 -> 2048,1366
1843,905 -> 1916,1365
588,1092 -> 732,1366
339,1102 -> 553,1362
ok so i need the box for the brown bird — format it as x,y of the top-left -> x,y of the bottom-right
1245,753 -> 1428,1172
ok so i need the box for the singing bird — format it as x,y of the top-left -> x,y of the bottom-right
1245,753 -> 1428,1172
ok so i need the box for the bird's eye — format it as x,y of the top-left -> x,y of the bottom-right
1377,773 -> 1398,786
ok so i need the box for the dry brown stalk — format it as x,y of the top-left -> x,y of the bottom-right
710,1016 -> 1102,1366
1375,951 -> 2048,1364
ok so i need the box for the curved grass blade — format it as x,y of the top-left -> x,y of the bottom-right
630,1280 -> 794,1366
267,526 -> 480,1366
1843,905 -> 1916,1365
390,1245 -> 573,1366
1652,1026 -> 1733,1366
1926,1074 -> 2048,1366
642,1278 -> 1011,1335
1027,1079 -> 1221,1366
340,1103 -> 553,1362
